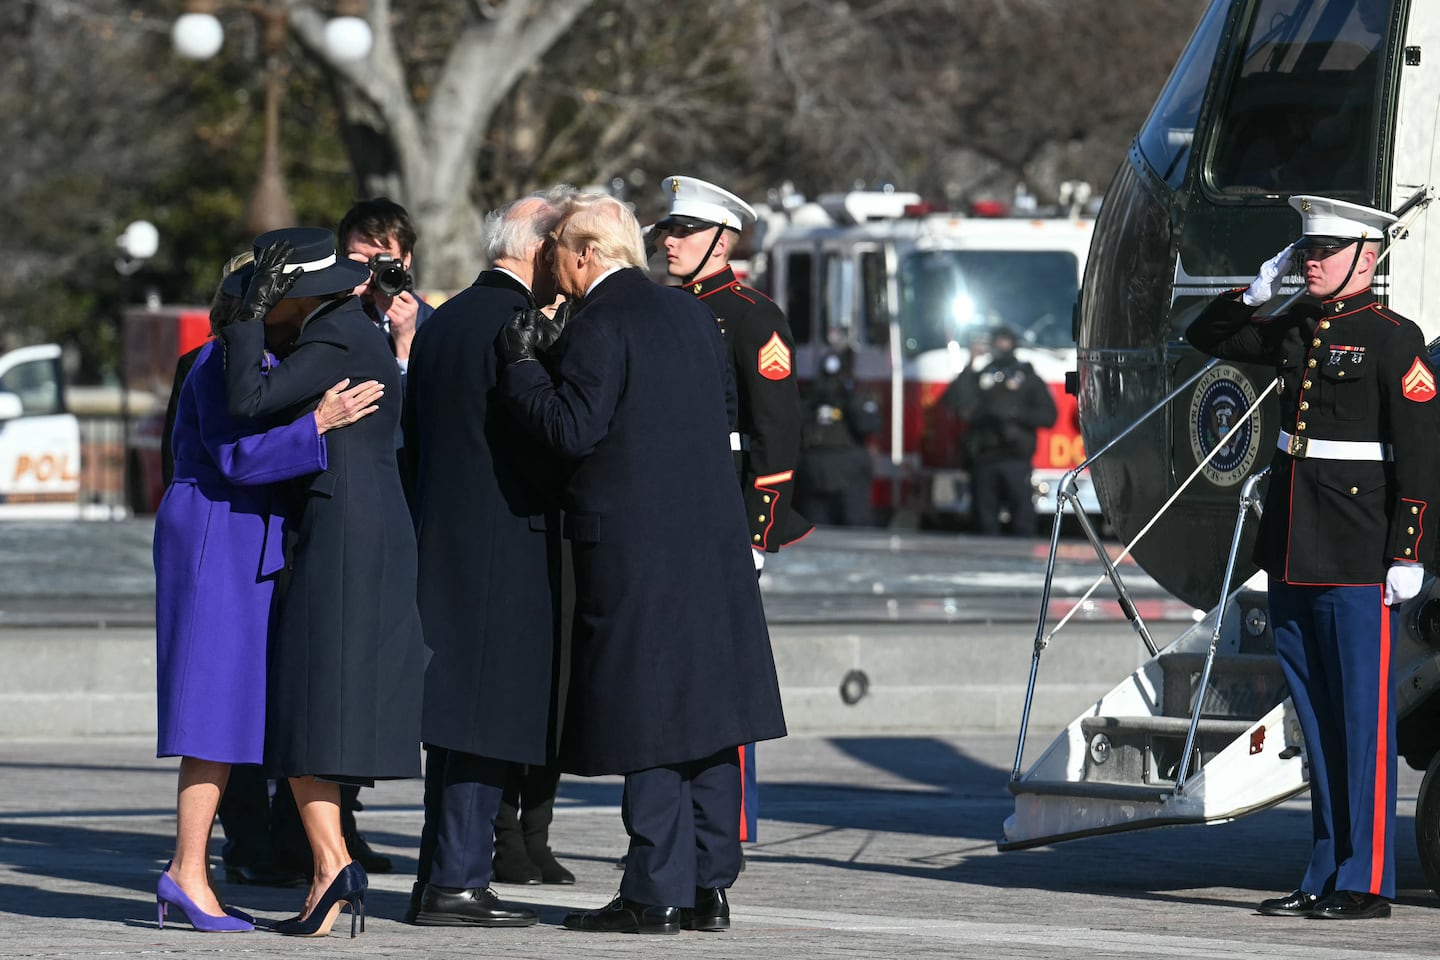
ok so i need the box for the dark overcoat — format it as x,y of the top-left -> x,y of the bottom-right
500,267 -> 788,776
691,265 -> 813,550
401,270 -> 563,765
1186,289 -> 1440,583
221,297 -> 425,781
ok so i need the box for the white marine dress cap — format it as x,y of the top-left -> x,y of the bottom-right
657,176 -> 757,231
1289,195 -> 1397,249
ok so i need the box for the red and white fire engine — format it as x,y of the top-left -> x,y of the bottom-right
748,186 -> 1099,526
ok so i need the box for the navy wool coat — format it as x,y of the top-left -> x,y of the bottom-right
222,297 -> 425,781
501,267 -> 787,776
401,270 -> 564,765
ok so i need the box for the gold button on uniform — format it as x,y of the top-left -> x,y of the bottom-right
1350,487 -> 1359,495
1406,548 -> 1414,556
1297,422 -> 1306,430
1413,506 -> 1421,515
1320,320 -> 1331,329
1337,370 -> 1345,377
752,534 -> 761,542
763,495 -> 772,504
1308,359 -> 1317,368
1409,527 -> 1416,535
1303,380 -> 1312,389
1312,338 -> 1321,347
1299,401 -> 1309,410
757,515 -> 767,523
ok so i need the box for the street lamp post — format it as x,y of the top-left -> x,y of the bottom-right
171,1 -> 374,235
114,221 -> 159,517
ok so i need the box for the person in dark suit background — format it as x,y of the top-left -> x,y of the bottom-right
221,227 -> 426,937
400,187 -> 575,928
499,193 -> 787,935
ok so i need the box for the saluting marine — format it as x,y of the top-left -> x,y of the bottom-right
1186,195 -> 1440,920
652,176 -> 813,850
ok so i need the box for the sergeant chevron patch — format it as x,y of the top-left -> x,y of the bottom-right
758,332 -> 792,381
1403,357 -> 1436,401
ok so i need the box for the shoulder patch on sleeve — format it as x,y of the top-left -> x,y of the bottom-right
758,332 -> 792,381
1403,357 -> 1436,401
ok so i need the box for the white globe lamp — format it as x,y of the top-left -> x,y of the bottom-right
172,12 -> 224,60
324,16 -> 373,62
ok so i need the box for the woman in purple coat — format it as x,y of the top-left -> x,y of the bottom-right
153,260 -> 382,933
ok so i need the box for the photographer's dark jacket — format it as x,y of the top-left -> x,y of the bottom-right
943,354 -> 1057,465
1186,290 -> 1440,584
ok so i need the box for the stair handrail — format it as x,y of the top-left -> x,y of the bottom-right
1173,467 -> 1269,792
1011,359 -> 1282,780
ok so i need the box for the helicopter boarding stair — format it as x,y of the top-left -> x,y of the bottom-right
1001,347 -> 1440,854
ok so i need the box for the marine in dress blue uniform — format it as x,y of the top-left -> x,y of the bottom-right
654,176 -> 813,846
1186,196 -> 1440,920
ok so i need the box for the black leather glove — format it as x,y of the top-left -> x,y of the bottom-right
534,303 -> 570,353
498,310 -> 543,365
235,240 -> 299,326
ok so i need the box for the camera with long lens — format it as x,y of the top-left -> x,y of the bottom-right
366,254 -> 413,297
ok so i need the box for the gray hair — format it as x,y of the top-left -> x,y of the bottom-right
484,184 -> 578,262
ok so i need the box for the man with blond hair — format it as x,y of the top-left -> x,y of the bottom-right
498,193 -> 787,934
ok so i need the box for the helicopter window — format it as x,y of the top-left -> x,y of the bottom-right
859,249 -> 888,347
783,250 -> 814,344
1136,0 -> 1229,189
897,250 -> 1079,357
1209,0 -> 1389,198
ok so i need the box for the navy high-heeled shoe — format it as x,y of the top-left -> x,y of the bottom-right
156,872 -> 253,932
274,862 -> 367,938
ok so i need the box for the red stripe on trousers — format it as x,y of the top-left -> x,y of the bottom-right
1371,593 -> 1391,894
737,744 -> 749,842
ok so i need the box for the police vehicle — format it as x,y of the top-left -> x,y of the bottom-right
0,344 -> 82,518
1001,0 -> 1440,897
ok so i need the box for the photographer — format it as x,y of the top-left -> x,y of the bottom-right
339,197 -> 435,378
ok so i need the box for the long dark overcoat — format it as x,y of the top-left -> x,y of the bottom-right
501,267 -> 787,776
221,297 -> 425,781
401,270 -> 562,765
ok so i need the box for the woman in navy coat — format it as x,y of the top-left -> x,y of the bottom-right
153,257 -> 380,932
221,229 -> 426,935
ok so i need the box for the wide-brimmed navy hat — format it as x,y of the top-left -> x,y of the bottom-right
221,227 -> 370,299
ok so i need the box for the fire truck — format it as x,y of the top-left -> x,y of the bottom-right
748,187 -> 1099,526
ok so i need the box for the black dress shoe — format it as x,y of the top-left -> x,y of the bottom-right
413,885 -> 538,927
345,831 -> 393,874
1256,889 -> 1320,917
1312,891 -> 1392,920
680,887 -> 730,931
563,896 -> 679,934
222,861 -> 308,888
414,892 -> 538,926
404,881 -> 424,925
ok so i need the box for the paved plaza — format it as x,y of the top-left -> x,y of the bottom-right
0,731 -> 1435,959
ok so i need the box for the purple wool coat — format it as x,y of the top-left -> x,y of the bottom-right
153,339 -> 326,764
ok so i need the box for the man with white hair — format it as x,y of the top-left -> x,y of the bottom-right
499,193 -> 787,934
1187,195 -> 1440,920
402,187 -> 575,928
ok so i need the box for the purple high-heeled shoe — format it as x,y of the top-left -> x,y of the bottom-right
156,872 -> 254,932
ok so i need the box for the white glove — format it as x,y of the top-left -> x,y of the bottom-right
1384,562 -> 1425,606
1241,242 -> 1297,306
752,547 -> 766,572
